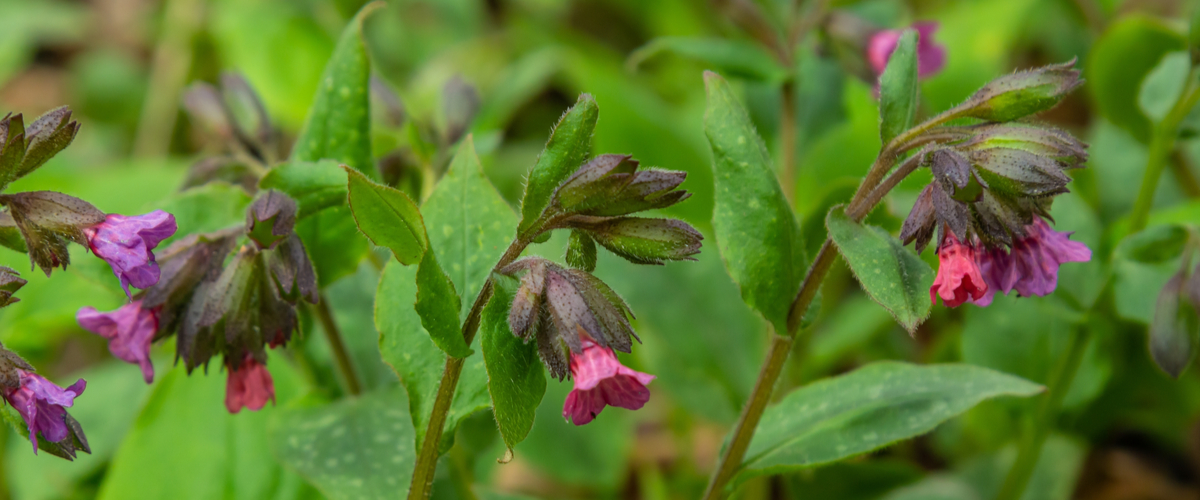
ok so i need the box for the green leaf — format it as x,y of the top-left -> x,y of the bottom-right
481,276 -> 545,452
290,2 -> 381,174
375,137 -> 515,451
415,249 -> 469,358
702,71 -> 805,331
878,29 -> 919,145
825,207 -> 933,334
1087,15 -> 1187,142
376,261 -> 489,452
731,362 -> 1043,490
345,166 -> 427,265
627,37 -> 789,84
565,230 -> 597,272
421,136 -> 519,316
519,380 -> 633,489
518,94 -> 598,236
97,359 -> 316,500
155,183 -> 253,246
259,160 -> 348,219
1115,224 -> 1190,264
1138,51 -> 1192,123
269,388 -> 415,500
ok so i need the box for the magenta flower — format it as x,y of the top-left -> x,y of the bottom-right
867,21 -> 947,78
1004,217 -> 1091,298
225,354 -> 275,414
930,232 -> 988,308
563,340 -> 654,426
76,301 -> 158,383
83,210 -> 177,298
2,370 -> 85,453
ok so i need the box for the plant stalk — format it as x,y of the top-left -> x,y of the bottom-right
1130,71 -> 1200,233
312,294 -> 362,396
133,0 -> 202,158
407,236 -> 534,499
780,81 -> 798,203
995,325 -> 1090,500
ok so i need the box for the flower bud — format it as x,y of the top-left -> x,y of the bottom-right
0,342 -> 34,390
219,72 -> 275,154
199,247 -> 264,346
371,76 -> 407,129
1150,270 -> 1199,378
0,267 -> 25,308
442,76 -> 480,144
551,154 -> 690,218
246,190 -> 297,250
181,157 -> 258,192
15,107 -> 79,183
956,123 -> 1088,166
956,59 -> 1082,122
182,83 -> 236,142
140,231 -> 238,331
265,234 -> 318,304
1,191 -> 106,275
567,216 -> 703,265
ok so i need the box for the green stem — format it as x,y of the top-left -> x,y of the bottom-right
1130,71 -> 1200,233
995,325 -> 1090,500
407,237 -> 533,500
312,294 -> 362,396
780,81 -> 798,204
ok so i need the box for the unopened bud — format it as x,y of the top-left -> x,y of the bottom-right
16,107 -> 79,182
956,59 -> 1082,122
246,190 -> 297,250
219,72 -> 275,152
552,154 -> 690,217
0,267 -> 25,308
569,216 -> 703,265
1150,270 -> 1199,378
1,191 -> 105,275
266,234 -> 318,304
182,83 -> 235,141
442,76 -> 480,144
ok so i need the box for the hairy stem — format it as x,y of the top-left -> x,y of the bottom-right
408,236 -> 534,499
312,294 -> 362,396
780,81 -> 798,203
1131,71 -> 1200,232
995,325 -> 1089,500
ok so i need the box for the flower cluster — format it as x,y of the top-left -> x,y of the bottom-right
498,154 -> 699,425
77,191 -> 317,413
896,64 -> 1092,308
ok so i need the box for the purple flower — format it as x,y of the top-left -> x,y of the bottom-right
1006,217 -> 1092,297
2,370 -> 85,453
563,340 -> 654,426
225,354 -> 275,414
930,232 -> 988,308
76,301 -> 158,383
83,210 -> 177,298
867,21 -> 947,79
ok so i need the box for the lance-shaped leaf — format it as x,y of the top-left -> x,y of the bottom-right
290,2 -> 381,175
955,59 -> 1082,123
415,249 -> 469,358
2,191 -> 105,276
259,160 -> 348,219
345,167 -> 426,265
878,29 -> 919,145
729,362 -> 1043,492
481,275 -> 546,454
703,71 -> 805,332
1138,51 -> 1191,123
827,207 -> 934,334
518,94 -> 598,236
12,106 -> 79,184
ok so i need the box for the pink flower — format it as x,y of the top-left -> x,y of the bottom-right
2,370 -> 85,453
867,21 -> 947,79
84,210 -> 177,298
562,340 -> 654,426
76,301 -> 158,383
930,232 -> 988,308
1006,217 -> 1091,298
225,354 -> 274,414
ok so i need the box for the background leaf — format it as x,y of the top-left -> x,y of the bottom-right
1137,51 -> 1191,123
703,71 -> 805,332
826,207 -> 934,333
259,160 -> 348,219
628,37 -> 789,84
733,362 -> 1043,491
878,29 -> 919,145
269,388 -> 415,500
1087,15 -> 1186,142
